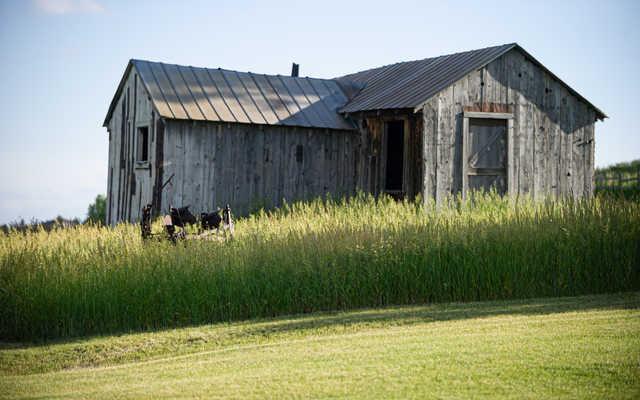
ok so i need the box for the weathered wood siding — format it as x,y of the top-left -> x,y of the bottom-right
106,47 -> 600,225
105,67 -> 158,225
159,121 -> 360,216
421,48 -> 596,201
106,65 -> 360,224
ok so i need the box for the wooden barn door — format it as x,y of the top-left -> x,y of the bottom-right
463,116 -> 509,196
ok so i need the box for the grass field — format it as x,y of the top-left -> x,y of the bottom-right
1,292 -> 638,399
2,193 -> 640,341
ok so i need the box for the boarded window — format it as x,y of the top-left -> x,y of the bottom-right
130,175 -> 136,195
295,145 -> 304,163
137,126 -> 149,162
466,118 -> 507,195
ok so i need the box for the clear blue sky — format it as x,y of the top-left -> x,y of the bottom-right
0,0 -> 638,224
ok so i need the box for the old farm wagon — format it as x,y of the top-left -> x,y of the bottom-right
103,43 -> 606,225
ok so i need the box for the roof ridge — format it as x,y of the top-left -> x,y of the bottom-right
132,59 -> 336,82
130,43 -> 518,84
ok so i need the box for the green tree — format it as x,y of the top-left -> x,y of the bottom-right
86,194 -> 107,225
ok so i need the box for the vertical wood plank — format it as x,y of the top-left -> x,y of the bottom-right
461,116 -> 469,199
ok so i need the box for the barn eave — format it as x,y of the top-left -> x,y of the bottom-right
160,117 -> 358,131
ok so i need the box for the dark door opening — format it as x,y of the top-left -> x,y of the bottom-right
385,120 -> 404,196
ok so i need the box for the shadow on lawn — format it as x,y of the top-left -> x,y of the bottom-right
237,292 -> 640,337
1,292 -> 638,376
2,292 -> 638,352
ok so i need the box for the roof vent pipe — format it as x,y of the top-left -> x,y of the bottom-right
291,63 -> 299,77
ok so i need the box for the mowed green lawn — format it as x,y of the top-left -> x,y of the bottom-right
2,293 -> 639,399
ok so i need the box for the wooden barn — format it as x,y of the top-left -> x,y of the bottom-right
103,43 -> 606,225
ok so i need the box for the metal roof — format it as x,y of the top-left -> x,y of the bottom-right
103,60 -> 355,130
337,43 -> 607,120
104,44 -> 606,128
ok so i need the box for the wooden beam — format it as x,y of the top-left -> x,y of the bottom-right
461,117 -> 469,200
463,111 -> 514,120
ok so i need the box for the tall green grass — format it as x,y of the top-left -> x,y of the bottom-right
1,193 -> 639,341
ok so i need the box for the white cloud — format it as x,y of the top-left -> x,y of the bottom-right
35,0 -> 105,15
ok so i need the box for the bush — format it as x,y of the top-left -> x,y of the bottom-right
86,194 -> 106,225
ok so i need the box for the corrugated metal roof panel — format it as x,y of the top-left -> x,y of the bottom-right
250,73 -> 291,123
280,75 -> 326,128
147,61 -> 189,119
267,76 -> 313,127
222,69 -> 266,124
189,66 -> 236,122
123,60 -> 355,130
178,66 -> 219,121
338,44 -> 517,113
236,73 -> 280,124
162,63 -> 206,120
104,44 -> 605,128
135,61 -> 175,118
295,78 -> 341,128
206,68 -> 252,124
307,78 -> 357,131
337,43 -> 606,119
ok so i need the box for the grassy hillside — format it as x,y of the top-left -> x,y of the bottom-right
1,293 -> 638,399
2,193 -> 640,341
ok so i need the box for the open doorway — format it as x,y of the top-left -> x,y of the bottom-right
384,120 -> 404,198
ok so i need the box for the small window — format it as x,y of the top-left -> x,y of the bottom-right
295,145 -> 304,163
137,126 -> 149,162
